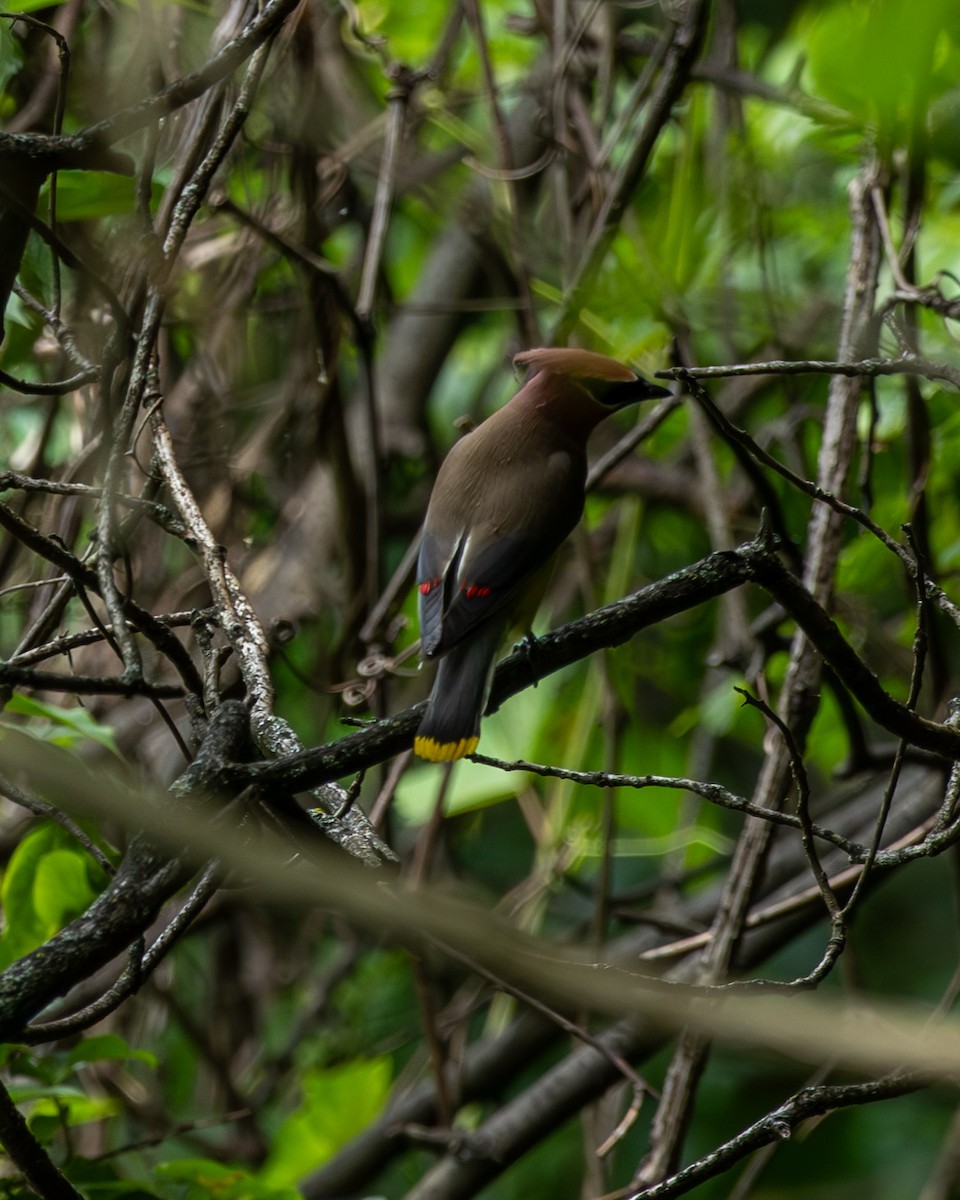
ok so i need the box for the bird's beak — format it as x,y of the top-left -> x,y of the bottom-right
604,377 -> 673,407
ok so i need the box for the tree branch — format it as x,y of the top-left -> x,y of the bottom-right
0,701 -> 250,1040
232,534 -> 960,792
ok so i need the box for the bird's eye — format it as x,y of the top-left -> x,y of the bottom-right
591,379 -> 639,406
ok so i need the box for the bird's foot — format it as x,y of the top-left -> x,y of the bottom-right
514,631 -> 542,687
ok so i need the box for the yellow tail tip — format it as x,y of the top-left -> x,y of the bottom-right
414,734 -> 479,762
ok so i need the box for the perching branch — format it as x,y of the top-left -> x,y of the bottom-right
232,532 -> 960,792
656,354 -> 960,390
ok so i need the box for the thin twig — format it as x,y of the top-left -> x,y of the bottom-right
83,0 -> 303,146
24,862 -> 221,1042
0,500 -> 202,694
0,774 -> 114,874
843,529 -> 931,918
626,1074 -> 919,1199
0,664 -> 183,698
734,687 -> 846,988
463,0 -> 540,344
471,754 -> 862,858
657,354 -> 960,389
432,934 -> 651,1095
674,372 -> 960,630
558,0 -> 707,338
0,364 -> 98,394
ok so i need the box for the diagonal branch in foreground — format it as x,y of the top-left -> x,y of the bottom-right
0,702 -> 250,1040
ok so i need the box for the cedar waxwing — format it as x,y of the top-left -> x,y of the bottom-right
414,347 -> 671,762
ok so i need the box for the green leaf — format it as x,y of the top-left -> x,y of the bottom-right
260,1057 -> 392,1185
67,1034 -> 158,1071
0,826 -> 106,969
1,0 -> 71,12
12,1086 -> 119,1133
32,848 -> 96,926
803,0 -> 960,140
3,695 -> 121,754
39,172 -> 162,222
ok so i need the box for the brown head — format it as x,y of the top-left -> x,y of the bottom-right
511,347 -> 672,440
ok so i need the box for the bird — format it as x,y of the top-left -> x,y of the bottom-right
413,346 -> 671,762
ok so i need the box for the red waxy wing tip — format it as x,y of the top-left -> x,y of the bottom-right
514,347 -> 637,383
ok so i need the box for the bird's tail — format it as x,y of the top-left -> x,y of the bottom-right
414,619 -> 507,762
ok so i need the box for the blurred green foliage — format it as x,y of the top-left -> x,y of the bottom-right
1,0 -> 959,1196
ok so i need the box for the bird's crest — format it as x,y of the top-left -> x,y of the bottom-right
514,347 -> 637,383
